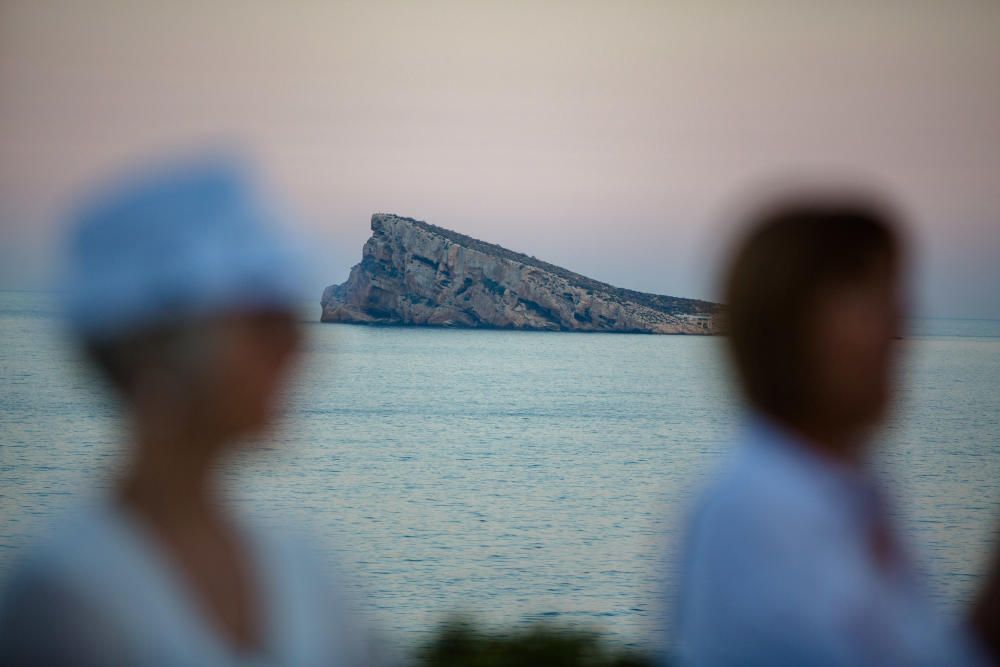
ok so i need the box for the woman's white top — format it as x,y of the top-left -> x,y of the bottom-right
673,418 -> 987,667
0,503 -> 375,666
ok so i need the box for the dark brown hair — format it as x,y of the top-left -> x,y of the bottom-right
82,321 -> 216,396
722,197 -> 902,426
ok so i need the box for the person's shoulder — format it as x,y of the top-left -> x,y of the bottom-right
3,504 -> 125,592
242,515 -> 330,573
695,443 -> 813,524
0,505 -> 137,663
685,430 -> 852,564
239,513 -> 358,606
240,516 -> 385,666
675,434 -> 875,665
711,421 -> 855,512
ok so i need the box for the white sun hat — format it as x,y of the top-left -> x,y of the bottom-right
61,154 -> 309,340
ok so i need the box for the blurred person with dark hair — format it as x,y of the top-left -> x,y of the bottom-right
672,198 -> 998,666
0,158 -> 376,666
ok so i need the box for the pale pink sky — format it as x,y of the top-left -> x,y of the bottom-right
1,1 -> 998,317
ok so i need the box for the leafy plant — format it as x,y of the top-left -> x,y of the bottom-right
416,618 -> 658,667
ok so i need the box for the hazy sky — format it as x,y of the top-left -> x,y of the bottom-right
2,1 -> 998,318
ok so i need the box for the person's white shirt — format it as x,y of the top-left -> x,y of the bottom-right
672,417 -> 986,667
0,501 -> 377,666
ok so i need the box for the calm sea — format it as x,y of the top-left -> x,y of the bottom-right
1,290 -> 998,650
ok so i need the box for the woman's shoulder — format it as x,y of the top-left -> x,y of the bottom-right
0,504 -> 151,664
240,516 -> 383,665
4,504 -> 131,586
685,424 -> 875,571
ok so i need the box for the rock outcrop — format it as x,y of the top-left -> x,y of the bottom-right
321,214 -> 722,334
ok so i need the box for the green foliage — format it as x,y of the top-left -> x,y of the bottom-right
416,618 -> 658,667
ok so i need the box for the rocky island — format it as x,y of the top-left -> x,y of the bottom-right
321,214 -> 723,334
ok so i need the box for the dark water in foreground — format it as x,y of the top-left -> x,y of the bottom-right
1,291 -> 998,649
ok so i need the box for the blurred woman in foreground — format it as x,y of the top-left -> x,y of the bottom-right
673,199 -> 998,665
0,158 -> 374,665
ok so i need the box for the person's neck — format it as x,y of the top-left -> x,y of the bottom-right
117,427 -> 227,526
781,418 -> 869,471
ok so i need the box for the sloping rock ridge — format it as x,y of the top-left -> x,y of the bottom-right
321,214 -> 723,334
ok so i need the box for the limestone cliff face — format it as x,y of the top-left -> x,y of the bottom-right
321,214 -> 722,334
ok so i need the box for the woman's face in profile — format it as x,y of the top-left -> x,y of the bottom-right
202,310 -> 304,443
807,263 -> 904,435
